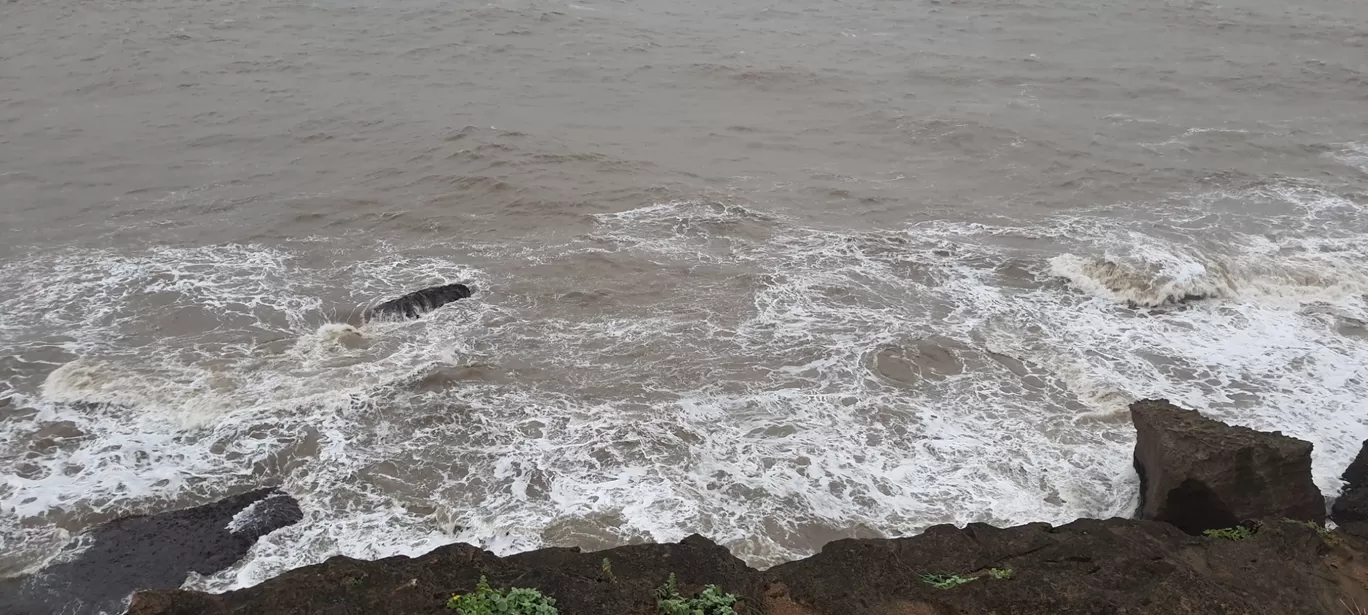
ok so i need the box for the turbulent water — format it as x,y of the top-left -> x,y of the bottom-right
3,0 -> 1368,597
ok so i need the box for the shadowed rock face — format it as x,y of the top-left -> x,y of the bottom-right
1333,440 -> 1368,535
0,488 -> 302,615
365,283 -> 473,321
1131,399 -> 1324,534
1344,441 -> 1368,490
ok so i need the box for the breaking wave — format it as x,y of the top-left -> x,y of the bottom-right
1049,234 -> 1368,308
2,181 -> 1367,594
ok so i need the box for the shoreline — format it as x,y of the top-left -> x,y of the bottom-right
132,516 -> 1368,615
7,398 -> 1368,614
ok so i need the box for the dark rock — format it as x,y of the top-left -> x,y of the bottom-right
1344,440 -> 1368,489
366,283 -> 473,321
1342,521 -> 1368,540
773,517 -> 1352,615
131,532 -> 764,615
1131,399 -> 1324,534
125,518 -> 1368,615
0,487 -> 302,615
1333,439 -> 1368,525
1335,489 -> 1368,526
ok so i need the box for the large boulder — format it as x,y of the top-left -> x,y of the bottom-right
1131,399 -> 1324,534
1332,439 -> 1368,533
0,487 -> 303,615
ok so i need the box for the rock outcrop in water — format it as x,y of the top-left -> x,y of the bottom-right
121,399 -> 1368,615
1333,439 -> 1368,536
0,487 -> 302,615
366,283 -> 474,321
1131,398 -> 1325,533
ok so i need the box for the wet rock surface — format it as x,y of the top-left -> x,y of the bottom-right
1131,398 -> 1324,534
0,487 -> 302,615
365,283 -> 473,321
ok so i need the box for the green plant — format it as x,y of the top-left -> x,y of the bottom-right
447,575 -> 559,614
601,557 -> 617,584
1291,519 -> 1340,543
920,573 -> 977,590
655,573 -> 738,615
986,568 -> 1014,580
1203,526 -> 1254,541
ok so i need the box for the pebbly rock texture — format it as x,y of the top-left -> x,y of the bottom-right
1333,439 -> 1368,535
0,487 -> 302,615
126,518 -> 1368,615
1131,398 -> 1324,534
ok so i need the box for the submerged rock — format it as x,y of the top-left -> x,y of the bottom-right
0,487 -> 302,615
1333,439 -> 1368,534
365,283 -> 473,321
1131,398 -> 1324,534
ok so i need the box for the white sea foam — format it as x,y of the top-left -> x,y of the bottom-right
1048,233 -> 1368,308
3,181 -> 1368,591
0,244 -> 490,579
1331,142 -> 1368,173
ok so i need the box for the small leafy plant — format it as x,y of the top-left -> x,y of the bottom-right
920,573 -> 976,590
921,568 -> 1014,589
601,557 -> 617,584
655,573 -> 739,615
447,575 -> 559,615
1292,519 -> 1342,546
1203,525 -> 1255,540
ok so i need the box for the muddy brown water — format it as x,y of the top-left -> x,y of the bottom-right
2,0 -> 1368,601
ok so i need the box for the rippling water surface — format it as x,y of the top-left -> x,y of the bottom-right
3,0 -> 1368,592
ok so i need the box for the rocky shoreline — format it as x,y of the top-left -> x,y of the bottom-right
7,399 -> 1368,614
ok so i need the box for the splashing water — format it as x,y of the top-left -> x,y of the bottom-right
2,180 -> 1367,592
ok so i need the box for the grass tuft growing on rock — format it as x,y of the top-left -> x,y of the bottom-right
601,557 -> 617,584
446,575 -> 558,615
921,568 -> 1014,589
1289,519 -> 1342,546
920,574 -> 976,590
1203,526 -> 1255,541
655,573 -> 738,615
